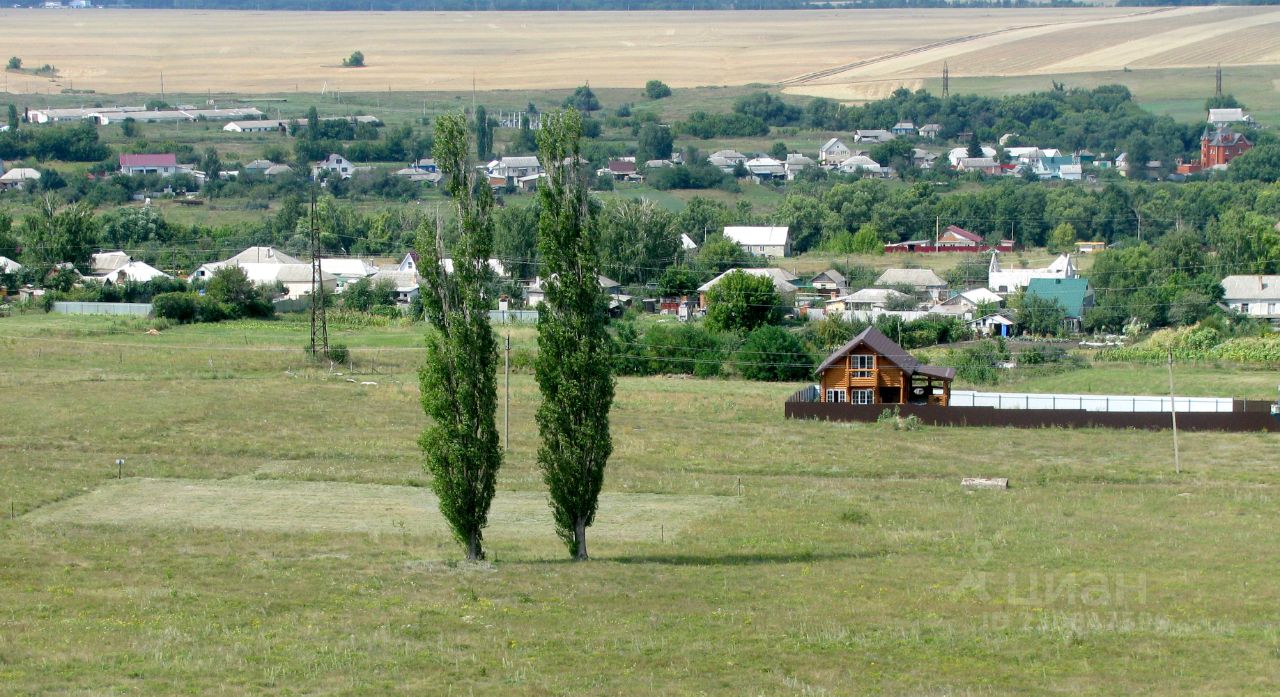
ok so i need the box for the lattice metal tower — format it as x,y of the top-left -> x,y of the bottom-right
942,62 -> 950,99
309,191 -> 329,355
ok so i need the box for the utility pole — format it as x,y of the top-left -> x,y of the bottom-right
309,191 -> 329,356
942,62 -> 950,99
1214,64 -> 1223,99
504,333 -> 511,451
1168,351 -> 1181,475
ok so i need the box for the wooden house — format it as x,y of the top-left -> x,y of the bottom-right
815,326 -> 955,406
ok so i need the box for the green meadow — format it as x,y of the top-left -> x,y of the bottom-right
1,312 -> 1278,694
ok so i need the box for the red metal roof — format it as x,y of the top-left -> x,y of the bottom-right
119,153 -> 177,168
943,225 -> 983,243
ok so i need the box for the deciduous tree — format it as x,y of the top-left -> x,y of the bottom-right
534,109 -> 615,561
417,111 -> 502,562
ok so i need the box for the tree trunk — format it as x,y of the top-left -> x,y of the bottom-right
466,530 -> 484,562
574,517 -> 588,561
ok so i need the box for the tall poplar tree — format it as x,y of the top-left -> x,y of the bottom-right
417,112 -> 501,562
533,109 -> 616,561
474,105 -> 493,160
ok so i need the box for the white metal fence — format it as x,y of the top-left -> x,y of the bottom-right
52,301 -> 152,316
950,390 -> 1233,413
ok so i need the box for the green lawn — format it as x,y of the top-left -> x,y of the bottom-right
1,312 -> 1279,693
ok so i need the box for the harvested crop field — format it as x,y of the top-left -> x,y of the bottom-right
27,477 -> 732,548
6,6 -> 1279,96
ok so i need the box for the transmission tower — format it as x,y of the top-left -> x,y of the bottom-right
309,191 -> 329,356
942,62 -> 950,99
1214,64 -> 1223,99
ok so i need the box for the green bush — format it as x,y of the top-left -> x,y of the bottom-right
194,295 -> 229,323
616,322 -> 727,378
151,292 -> 197,323
737,325 -> 812,381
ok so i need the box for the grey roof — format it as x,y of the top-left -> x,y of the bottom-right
875,268 -> 946,288
811,269 -> 846,286
226,246 -> 303,265
697,268 -> 798,294
1221,275 -> 1280,301
816,326 -> 954,380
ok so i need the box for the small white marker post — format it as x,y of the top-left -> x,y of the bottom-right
1168,351 -> 1181,476
116,458 -> 125,479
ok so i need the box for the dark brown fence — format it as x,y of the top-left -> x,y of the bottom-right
785,401 -> 1279,433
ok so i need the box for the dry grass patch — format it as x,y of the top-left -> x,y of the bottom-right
26,477 -> 734,548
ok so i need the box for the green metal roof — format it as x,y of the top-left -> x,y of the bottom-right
1025,277 -> 1093,318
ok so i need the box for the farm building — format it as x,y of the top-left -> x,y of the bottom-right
723,226 -> 790,257
815,326 -> 954,406
223,120 -> 289,133
119,153 -> 179,177
1207,108 -> 1253,127
1221,275 -> 1280,323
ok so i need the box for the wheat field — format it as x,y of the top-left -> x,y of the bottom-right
4,6 -> 1279,97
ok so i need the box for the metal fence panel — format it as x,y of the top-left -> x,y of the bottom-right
52,301 -> 152,316
949,389 -> 1233,413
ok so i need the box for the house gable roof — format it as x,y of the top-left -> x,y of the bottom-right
816,326 -> 956,381
1221,275 -> 1280,301
941,225 -> 982,243
119,153 -> 177,168
723,226 -> 789,247
875,268 -> 946,288
1025,277 -> 1092,318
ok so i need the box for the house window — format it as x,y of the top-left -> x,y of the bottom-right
850,354 -> 874,377
852,389 -> 874,405
825,389 -> 847,403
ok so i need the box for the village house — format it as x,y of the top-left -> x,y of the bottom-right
938,225 -> 983,247
1200,127 -> 1252,169
891,121 -> 916,137
928,287 -> 1003,318
318,258 -> 378,293
526,275 -> 621,307
0,256 -> 22,274
723,226 -> 790,257
0,167 -> 41,191
710,150 -> 748,166
910,148 -> 938,169
1220,275 -> 1280,323
815,326 -> 955,406
988,252 -> 1077,294
1025,277 -> 1095,331
697,268 -> 798,309
818,138 -> 852,165
1075,241 -> 1106,254
874,268 -> 948,303
947,146 -> 996,167
243,159 -> 275,175
784,154 -> 816,181
98,261 -> 171,284
312,154 -> 356,180
744,157 -> 786,182
918,123 -> 942,140
826,288 -> 913,314
190,242 -> 303,278
969,312 -> 1016,337
854,129 -> 895,144
368,269 -> 421,305
119,153 -> 179,177
956,157 -> 1001,175
90,251 -> 132,275
1207,108 -> 1253,127
487,156 -> 543,186
837,155 -> 888,177
809,269 -> 847,295
599,159 -> 641,182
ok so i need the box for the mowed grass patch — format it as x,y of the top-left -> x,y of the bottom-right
27,478 -> 734,552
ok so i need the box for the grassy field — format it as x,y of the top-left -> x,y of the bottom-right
1,311 -> 1279,693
